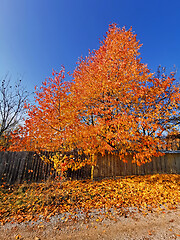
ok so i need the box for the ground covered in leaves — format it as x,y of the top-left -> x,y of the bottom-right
0,174 -> 179,226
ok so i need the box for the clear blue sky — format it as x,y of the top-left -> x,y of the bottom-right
0,0 -> 180,93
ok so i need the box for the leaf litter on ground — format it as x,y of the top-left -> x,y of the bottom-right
0,174 -> 179,225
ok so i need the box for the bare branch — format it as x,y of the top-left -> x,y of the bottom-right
0,74 -> 29,149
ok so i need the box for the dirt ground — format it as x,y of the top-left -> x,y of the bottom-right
0,206 -> 180,240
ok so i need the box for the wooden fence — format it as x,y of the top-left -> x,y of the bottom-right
0,151 -> 91,185
0,151 -> 180,185
0,152 -> 56,185
93,152 -> 180,179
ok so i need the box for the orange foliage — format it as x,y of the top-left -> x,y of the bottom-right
10,24 -> 180,168
9,68 -> 86,171
71,24 -> 180,165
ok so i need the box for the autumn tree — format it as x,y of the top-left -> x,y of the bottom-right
10,68 -> 89,174
11,24 -> 180,174
71,24 -> 180,166
0,74 -> 29,150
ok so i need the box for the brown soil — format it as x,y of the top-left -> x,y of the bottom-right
0,206 -> 180,240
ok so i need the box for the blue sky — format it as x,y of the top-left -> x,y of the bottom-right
0,0 -> 180,93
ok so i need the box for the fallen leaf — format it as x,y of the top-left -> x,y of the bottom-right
15,235 -> 22,240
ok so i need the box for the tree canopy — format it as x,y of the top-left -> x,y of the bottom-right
9,24 -> 180,170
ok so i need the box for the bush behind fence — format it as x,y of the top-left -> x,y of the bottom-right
0,151 -> 91,185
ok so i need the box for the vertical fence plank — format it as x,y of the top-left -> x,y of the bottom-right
17,152 -> 27,184
10,153 -> 21,184
175,153 -> 180,174
6,152 -> 15,184
0,152 -> 6,182
172,154 -> 177,173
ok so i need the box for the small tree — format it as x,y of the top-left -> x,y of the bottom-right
12,68 -> 88,175
0,74 -> 29,150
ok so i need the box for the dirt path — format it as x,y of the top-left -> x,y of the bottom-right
0,207 -> 180,240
